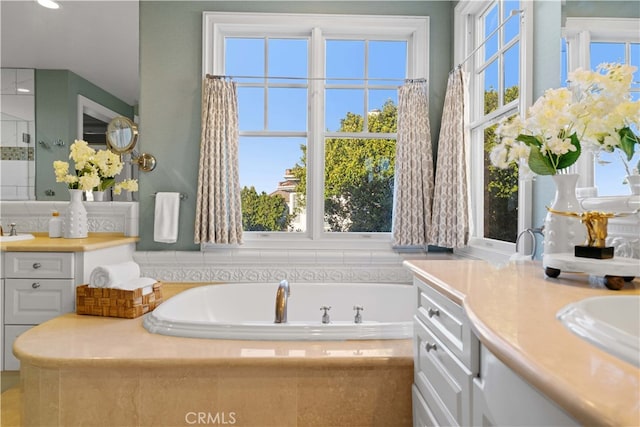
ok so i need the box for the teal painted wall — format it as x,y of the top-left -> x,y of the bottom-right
137,0 -> 637,251
35,70 -> 134,200
138,1 -> 453,250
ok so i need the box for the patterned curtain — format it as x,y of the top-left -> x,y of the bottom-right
428,68 -> 469,248
392,81 -> 434,246
194,77 -> 243,244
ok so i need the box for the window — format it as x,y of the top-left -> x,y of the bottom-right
454,1 -> 532,259
203,13 -> 428,246
563,18 -> 640,196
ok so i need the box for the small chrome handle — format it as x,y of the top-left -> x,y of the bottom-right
353,305 -> 364,324
32,282 -> 41,289
427,307 -> 440,318
32,262 -> 42,269
425,342 -> 437,352
320,306 -> 331,324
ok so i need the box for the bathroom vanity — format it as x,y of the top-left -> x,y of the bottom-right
405,259 -> 640,426
1,234 -> 137,370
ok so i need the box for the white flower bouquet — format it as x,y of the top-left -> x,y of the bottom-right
53,140 -> 138,194
491,63 -> 640,176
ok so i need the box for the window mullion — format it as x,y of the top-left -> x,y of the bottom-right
309,27 -> 325,240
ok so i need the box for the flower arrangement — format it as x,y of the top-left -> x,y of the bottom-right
53,140 -> 138,194
490,63 -> 640,176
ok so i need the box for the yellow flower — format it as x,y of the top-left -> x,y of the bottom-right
113,179 -> 138,195
69,139 -> 95,171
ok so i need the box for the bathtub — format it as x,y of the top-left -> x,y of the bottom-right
143,282 -> 414,340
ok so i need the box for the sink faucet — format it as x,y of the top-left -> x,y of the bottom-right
9,223 -> 17,236
274,280 -> 290,323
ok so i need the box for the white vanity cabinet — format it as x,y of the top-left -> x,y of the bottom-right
2,241 -> 135,370
472,344 -> 579,426
412,275 -> 479,427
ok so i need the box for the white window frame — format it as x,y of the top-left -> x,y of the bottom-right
563,17 -> 640,191
453,1 -> 534,262
202,12 -> 429,250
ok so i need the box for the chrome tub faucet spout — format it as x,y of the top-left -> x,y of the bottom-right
274,280 -> 290,323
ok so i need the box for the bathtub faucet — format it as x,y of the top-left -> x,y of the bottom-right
274,280 -> 290,323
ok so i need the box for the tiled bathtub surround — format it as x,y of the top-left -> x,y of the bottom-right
16,312 -> 413,426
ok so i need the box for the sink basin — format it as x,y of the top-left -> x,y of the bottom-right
0,233 -> 35,242
557,295 -> 640,367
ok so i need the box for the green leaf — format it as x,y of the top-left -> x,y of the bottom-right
618,127 -> 639,161
516,134 -> 542,148
556,133 -> 582,170
527,146 -> 556,175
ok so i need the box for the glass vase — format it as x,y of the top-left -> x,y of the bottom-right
63,189 -> 88,238
543,174 -> 586,255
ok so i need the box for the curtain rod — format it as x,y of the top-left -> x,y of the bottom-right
205,74 -> 426,83
453,8 -> 524,73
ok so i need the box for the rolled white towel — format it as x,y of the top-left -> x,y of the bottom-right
89,261 -> 141,288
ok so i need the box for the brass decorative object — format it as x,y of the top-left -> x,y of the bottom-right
546,207 -> 638,259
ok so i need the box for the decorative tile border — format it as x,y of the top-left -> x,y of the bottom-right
134,250 -> 423,283
0,201 -> 139,236
0,147 -> 34,160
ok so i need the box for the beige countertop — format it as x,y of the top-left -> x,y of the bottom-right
404,259 -> 640,427
0,233 -> 138,252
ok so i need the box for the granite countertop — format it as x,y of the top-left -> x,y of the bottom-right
404,259 -> 640,427
0,233 -> 138,252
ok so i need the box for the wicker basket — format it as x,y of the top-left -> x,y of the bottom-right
76,283 -> 163,319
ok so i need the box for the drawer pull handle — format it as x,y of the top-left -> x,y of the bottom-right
425,342 -> 437,352
427,307 -> 440,318
32,262 -> 42,269
32,282 -> 41,289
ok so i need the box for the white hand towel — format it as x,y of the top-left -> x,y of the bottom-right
154,192 -> 180,243
111,277 -> 158,295
89,261 -> 141,288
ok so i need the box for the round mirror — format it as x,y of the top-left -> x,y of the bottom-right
106,116 -> 138,153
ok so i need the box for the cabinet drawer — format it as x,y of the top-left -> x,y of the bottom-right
413,385 -> 439,427
414,317 -> 472,427
414,276 -> 477,368
4,278 -> 74,324
4,252 -> 74,279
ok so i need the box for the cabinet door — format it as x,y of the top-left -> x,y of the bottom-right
5,252 -> 74,279
4,278 -> 75,324
3,325 -> 32,371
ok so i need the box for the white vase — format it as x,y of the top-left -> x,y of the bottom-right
626,175 -> 640,195
63,189 -> 88,238
543,174 -> 586,255
93,191 -> 105,201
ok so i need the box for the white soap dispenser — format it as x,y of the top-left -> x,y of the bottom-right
49,211 -> 62,238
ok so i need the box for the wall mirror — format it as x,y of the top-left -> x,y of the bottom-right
0,1 -> 139,200
106,116 -> 139,153
106,116 -> 156,172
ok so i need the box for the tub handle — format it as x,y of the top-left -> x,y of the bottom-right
320,306 -> 331,324
353,305 -> 364,324
427,307 -> 440,318
424,342 -> 437,352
